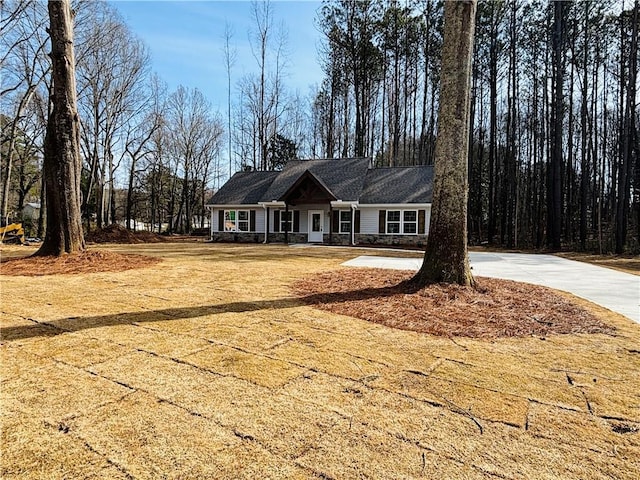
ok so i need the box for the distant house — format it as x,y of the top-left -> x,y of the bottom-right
22,202 -> 41,221
205,158 -> 433,247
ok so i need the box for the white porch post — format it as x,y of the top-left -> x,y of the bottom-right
351,204 -> 357,246
263,205 -> 268,243
208,207 -> 214,240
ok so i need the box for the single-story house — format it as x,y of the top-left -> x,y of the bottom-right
205,157 -> 433,247
22,202 -> 41,221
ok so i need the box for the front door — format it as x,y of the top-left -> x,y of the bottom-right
308,210 -> 324,243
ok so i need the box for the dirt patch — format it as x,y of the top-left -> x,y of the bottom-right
0,250 -> 160,276
468,246 -> 640,276
85,224 -> 169,244
292,268 -> 615,339
556,252 -> 640,276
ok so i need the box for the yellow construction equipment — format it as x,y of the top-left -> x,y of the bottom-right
0,222 -> 26,244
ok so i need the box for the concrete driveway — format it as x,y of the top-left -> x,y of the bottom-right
342,252 -> 640,323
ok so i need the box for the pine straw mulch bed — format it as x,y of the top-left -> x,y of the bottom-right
292,268 -> 615,339
0,250 -> 160,276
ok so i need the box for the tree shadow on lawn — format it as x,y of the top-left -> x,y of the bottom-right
1,284 -> 406,342
2,273 -> 613,341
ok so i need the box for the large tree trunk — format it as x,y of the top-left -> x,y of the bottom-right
35,0 -> 84,256
615,0 -> 638,254
547,0 -> 565,251
411,0 -> 476,287
487,9 -> 498,245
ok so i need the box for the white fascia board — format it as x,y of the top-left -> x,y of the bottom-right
330,200 -> 359,207
358,203 -> 432,209
258,201 -> 286,207
207,204 -> 261,209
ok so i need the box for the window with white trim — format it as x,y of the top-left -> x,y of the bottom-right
339,210 -> 351,233
386,210 -> 401,234
237,210 -> 249,232
280,210 -> 292,232
403,210 -> 417,234
224,209 -> 250,232
224,210 -> 236,231
386,210 -> 418,234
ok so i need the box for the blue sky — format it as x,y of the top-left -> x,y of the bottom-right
110,0 -> 324,111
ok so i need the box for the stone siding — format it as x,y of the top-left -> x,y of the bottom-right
211,232 -> 264,243
211,231 -> 426,247
327,234 -> 351,246
272,233 -> 308,244
355,233 -> 427,248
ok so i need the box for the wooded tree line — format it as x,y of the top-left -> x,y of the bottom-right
2,0 -> 638,252
1,0 -> 225,235
310,0 -> 638,254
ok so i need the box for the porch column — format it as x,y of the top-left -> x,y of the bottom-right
263,206 -> 269,244
329,204 -> 333,245
351,204 -> 356,246
209,207 -> 214,241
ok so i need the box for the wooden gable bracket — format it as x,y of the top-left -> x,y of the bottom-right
278,170 -> 337,206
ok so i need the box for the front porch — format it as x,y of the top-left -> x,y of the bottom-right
211,205 -> 356,246
262,169 -> 358,246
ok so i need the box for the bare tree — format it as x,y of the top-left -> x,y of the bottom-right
243,0 -> 291,171
250,0 -> 271,170
1,0 -> 50,224
547,0 -> 566,251
75,1 -> 150,229
222,22 -> 237,182
124,74 -> 166,230
35,0 -> 84,256
166,86 -> 223,233
615,0 -> 638,253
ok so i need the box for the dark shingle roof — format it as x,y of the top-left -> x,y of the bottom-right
207,171 -> 280,205
206,160 -> 434,206
261,158 -> 370,202
360,166 -> 433,204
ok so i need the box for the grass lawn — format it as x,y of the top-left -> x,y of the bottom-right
1,242 -> 639,479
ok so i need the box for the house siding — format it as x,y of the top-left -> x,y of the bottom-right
269,206 -> 333,235
359,208 -> 380,234
211,207 -> 265,234
358,206 -> 431,235
210,205 -> 430,247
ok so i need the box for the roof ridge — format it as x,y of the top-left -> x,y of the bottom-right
369,164 -> 434,170
290,157 -> 371,162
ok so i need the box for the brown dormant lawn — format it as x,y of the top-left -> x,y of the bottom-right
1,242 -> 638,479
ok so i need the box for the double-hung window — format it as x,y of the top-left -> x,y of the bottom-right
386,210 -> 401,233
224,209 -> 250,232
403,211 -> 417,234
237,210 -> 249,231
339,210 -> 351,233
280,210 -> 292,232
386,210 -> 418,234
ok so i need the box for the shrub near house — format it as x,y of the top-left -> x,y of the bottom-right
206,158 -> 433,247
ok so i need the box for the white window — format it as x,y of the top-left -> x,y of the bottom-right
386,210 -> 418,235
339,210 -> 351,233
280,210 -> 292,232
386,210 -> 401,234
237,210 -> 249,232
224,210 -> 250,232
403,210 -> 417,234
